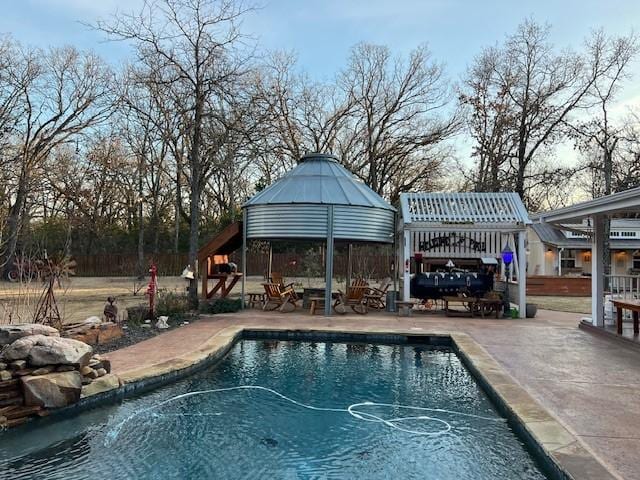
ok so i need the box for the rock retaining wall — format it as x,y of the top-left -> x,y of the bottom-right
0,325 -> 116,429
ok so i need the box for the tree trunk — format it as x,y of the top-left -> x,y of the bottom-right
2,170 -> 28,280
187,94 -> 203,308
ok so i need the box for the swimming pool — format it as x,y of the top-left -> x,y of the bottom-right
0,339 -> 549,479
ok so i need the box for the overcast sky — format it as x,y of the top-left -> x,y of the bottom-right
2,0 -> 639,173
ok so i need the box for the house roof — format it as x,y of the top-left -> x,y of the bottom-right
531,222 -> 640,249
400,192 -> 530,230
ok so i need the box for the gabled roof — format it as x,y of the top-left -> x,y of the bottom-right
243,153 -> 395,211
531,221 -> 640,249
537,186 -> 640,224
399,192 -> 530,229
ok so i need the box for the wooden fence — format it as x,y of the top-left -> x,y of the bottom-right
73,252 -> 395,278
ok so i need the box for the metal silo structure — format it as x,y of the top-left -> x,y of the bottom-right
242,153 -> 396,315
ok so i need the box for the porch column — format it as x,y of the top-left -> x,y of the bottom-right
517,231 -> 526,318
592,215 -> 605,327
324,206 -> 335,316
402,228 -> 411,301
241,210 -> 247,309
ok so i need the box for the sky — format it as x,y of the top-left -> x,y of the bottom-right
1,0 -> 640,173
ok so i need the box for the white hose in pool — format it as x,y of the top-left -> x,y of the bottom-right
105,385 -> 504,444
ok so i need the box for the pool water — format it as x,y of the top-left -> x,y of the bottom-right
0,340 -> 548,479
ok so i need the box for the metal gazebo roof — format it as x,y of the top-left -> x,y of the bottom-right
242,153 -> 395,243
399,192 -> 531,230
244,153 -> 395,211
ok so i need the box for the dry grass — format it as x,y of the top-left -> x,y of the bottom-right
527,295 -> 591,314
0,275 -> 592,324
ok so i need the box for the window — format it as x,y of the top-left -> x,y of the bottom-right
633,252 -> 640,270
611,231 -> 637,238
561,249 -> 577,270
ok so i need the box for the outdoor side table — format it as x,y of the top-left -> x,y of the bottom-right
247,293 -> 265,309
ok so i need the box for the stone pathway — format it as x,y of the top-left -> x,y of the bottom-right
107,308 -> 640,480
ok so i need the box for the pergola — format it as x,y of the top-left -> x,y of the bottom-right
241,153 -> 396,315
398,192 -> 531,317
537,186 -> 640,327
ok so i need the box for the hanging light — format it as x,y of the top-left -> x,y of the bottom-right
501,245 -> 514,265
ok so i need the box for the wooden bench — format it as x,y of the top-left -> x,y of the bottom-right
612,299 -> 640,336
443,296 -> 477,317
309,296 -> 325,315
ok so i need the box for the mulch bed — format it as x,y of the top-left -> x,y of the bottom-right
93,316 -> 198,354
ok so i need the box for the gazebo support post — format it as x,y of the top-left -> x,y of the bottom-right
517,231 -> 526,318
268,242 -> 273,281
346,243 -> 352,291
592,214 -> 605,327
325,205 -> 335,316
241,210 -> 247,309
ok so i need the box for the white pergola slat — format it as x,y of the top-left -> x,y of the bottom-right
400,192 -> 530,228
398,192 -> 531,318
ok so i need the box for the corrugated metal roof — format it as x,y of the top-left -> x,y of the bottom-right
400,192 -> 531,226
531,222 -> 640,249
243,153 -> 395,211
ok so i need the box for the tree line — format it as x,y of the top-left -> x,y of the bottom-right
0,0 -> 638,302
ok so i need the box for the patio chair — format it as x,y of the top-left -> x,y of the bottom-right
270,272 -> 299,301
262,283 -> 297,312
333,278 -> 369,314
364,277 -> 392,310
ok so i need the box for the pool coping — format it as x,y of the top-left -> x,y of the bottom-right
17,324 -> 619,480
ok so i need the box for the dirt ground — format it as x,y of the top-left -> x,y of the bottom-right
0,275 -> 592,324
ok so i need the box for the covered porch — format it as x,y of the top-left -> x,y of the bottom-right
537,186 -> 640,333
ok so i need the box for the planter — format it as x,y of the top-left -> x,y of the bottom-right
525,303 -> 538,318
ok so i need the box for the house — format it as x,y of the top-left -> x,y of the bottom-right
528,218 -> 640,276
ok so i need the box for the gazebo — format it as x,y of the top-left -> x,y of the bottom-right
398,192 -> 531,317
241,153 -> 396,315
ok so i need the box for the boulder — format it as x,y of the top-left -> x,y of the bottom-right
9,360 -> 27,370
0,370 -> 11,381
96,368 -> 107,377
56,365 -> 76,373
31,366 -> 55,376
2,335 -> 93,368
80,374 -> 120,398
0,324 -> 59,346
21,371 -> 82,408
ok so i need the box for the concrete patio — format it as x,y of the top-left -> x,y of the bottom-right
107,308 -> 640,480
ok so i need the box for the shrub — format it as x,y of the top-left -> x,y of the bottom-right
126,305 -> 149,324
204,298 -> 242,314
155,290 -> 191,320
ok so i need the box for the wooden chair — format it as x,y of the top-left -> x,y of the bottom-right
270,272 -> 299,301
333,278 -> 369,314
364,277 -> 392,310
262,283 -> 297,312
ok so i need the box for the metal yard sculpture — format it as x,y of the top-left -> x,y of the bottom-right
33,254 -> 76,330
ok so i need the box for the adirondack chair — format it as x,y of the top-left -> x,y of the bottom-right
270,272 -> 299,301
364,277 -> 392,310
262,283 -> 297,312
333,278 -> 369,314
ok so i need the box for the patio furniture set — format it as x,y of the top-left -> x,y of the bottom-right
248,274 -> 392,315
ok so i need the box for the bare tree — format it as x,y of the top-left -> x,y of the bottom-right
96,0 -> 253,305
460,20 -> 636,210
1,45 -> 114,279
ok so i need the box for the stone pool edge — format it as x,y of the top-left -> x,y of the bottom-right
25,325 -> 620,480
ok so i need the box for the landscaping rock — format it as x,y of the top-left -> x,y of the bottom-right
80,374 -> 120,398
14,368 -> 35,377
21,371 -> 82,408
83,316 -> 102,325
0,324 -> 59,346
0,370 -> 11,381
80,366 -> 93,376
56,365 -> 76,372
96,368 -> 107,377
0,362 -> 6,370
31,366 -> 55,376
84,369 -> 98,380
9,360 -> 27,370
2,335 -> 93,368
